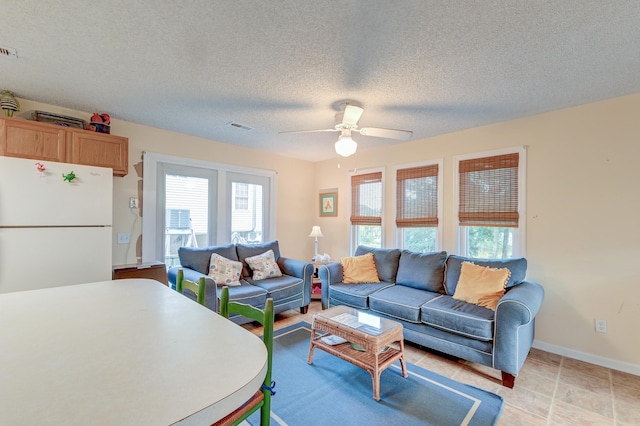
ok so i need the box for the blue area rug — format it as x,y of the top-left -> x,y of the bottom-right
248,322 -> 503,426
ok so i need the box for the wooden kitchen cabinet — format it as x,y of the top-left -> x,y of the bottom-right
68,129 -> 128,176
0,116 -> 66,162
0,116 -> 128,176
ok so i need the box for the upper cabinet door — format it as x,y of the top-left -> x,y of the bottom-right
69,130 -> 128,177
0,117 -> 66,162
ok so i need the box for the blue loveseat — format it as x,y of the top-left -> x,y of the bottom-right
319,246 -> 545,388
168,241 -> 314,324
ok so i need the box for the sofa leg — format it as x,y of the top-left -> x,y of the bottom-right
300,305 -> 309,314
501,372 -> 515,388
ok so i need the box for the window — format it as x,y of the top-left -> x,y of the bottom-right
395,160 -> 442,252
350,170 -> 383,250
164,170 -> 214,267
228,172 -> 269,245
455,147 -> 526,259
141,152 -> 276,263
233,183 -> 249,210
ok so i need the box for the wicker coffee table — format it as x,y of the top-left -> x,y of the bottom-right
307,305 -> 408,401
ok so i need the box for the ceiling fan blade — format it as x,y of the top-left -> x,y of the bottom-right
358,127 -> 413,141
279,128 -> 338,135
342,104 -> 364,125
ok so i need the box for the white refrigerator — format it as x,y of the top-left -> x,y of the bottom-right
0,156 -> 112,293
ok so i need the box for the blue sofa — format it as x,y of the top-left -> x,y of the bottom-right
319,246 -> 545,388
167,241 -> 314,324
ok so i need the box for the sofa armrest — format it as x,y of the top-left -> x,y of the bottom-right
278,257 -> 314,306
497,280 -> 545,323
493,280 -> 545,375
318,262 -> 343,309
167,265 -> 218,312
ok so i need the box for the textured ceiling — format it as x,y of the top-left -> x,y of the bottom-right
2,1 -> 639,162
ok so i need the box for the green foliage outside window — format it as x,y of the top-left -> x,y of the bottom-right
403,228 -> 437,253
358,225 -> 382,248
467,226 -> 513,259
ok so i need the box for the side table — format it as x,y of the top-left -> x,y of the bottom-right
311,261 -> 328,300
112,261 -> 168,285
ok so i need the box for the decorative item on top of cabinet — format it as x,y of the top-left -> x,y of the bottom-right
0,116 -> 128,176
0,91 -> 20,117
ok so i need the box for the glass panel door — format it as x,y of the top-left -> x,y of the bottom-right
227,172 -> 270,245
158,163 -> 217,267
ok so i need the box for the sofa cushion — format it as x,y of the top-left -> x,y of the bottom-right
341,253 -> 380,283
246,274 -> 304,305
395,250 -> 447,293
369,285 -> 440,323
236,241 -> 281,277
452,261 -> 510,310
329,282 -> 394,309
444,255 -> 527,295
245,249 -> 283,280
217,281 -> 268,308
354,246 -> 401,283
421,295 -> 496,341
178,244 -> 238,275
208,253 -> 242,287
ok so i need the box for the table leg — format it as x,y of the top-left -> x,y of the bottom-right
399,340 -> 408,378
307,329 -> 316,364
373,352 -> 380,401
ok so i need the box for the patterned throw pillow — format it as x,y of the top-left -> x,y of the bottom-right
452,261 -> 511,310
208,253 -> 242,287
245,249 -> 282,281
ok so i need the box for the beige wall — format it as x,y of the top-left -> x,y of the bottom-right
16,99 -> 317,268
315,93 -> 640,372
16,94 -> 640,372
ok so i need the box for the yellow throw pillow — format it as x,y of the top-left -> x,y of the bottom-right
341,253 -> 380,284
452,261 -> 511,310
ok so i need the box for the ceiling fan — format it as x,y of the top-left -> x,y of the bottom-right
280,102 -> 413,157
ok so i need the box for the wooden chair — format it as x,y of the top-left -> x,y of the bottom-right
175,269 -> 206,305
215,286 -> 275,426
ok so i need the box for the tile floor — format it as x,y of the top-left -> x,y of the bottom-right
245,300 -> 640,425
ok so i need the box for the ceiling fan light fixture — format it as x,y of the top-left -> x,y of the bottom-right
335,134 -> 357,157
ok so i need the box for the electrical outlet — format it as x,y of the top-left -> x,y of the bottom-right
117,232 -> 131,244
129,197 -> 139,208
595,319 -> 607,333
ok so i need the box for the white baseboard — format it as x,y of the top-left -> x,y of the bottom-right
532,340 -> 640,376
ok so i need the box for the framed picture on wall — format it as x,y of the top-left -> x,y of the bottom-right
319,192 -> 338,217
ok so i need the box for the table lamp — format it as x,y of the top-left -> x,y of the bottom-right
308,226 -> 324,260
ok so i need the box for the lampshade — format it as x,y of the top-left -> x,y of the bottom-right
308,226 -> 324,238
335,134 -> 358,157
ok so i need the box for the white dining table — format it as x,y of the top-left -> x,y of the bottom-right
0,278 -> 267,425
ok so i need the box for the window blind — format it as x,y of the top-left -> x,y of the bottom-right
458,153 -> 519,227
396,164 -> 439,228
351,172 -> 383,225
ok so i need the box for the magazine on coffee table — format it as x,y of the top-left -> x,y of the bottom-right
331,312 -> 383,335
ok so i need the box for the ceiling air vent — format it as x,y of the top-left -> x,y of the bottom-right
226,121 -> 254,131
0,46 -> 18,58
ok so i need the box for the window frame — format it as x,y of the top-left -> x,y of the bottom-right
141,152 -> 277,263
454,146 -> 527,258
349,167 -> 385,253
393,158 -> 444,252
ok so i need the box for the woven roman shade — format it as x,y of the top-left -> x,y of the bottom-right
458,153 -> 519,227
351,172 -> 383,225
396,164 -> 439,228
